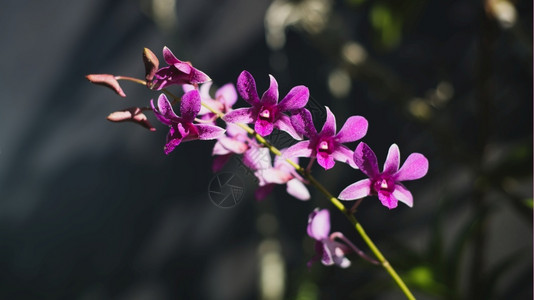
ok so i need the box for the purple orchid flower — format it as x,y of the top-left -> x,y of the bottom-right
307,209 -> 351,268
151,90 -> 225,154
149,47 -> 211,90
184,82 -> 238,122
223,71 -> 309,139
285,107 -> 368,170
242,146 -> 310,201
338,142 -> 429,209
211,123 -> 250,172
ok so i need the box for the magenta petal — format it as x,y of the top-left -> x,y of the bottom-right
259,168 -> 292,184
255,184 -> 276,201
164,137 -> 182,155
320,107 -> 337,137
151,99 -> 172,125
278,85 -> 309,111
286,178 -> 310,201
317,152 -> 335,170
354,142 -> 380,178
157,94 -> 180,121
216,83 -> 238,108
383,144 -> 400,175
307,209 -> 330,240
174,61 -> 192,74
284,141 -> 313,160
212,154 -> 233,172
290,108 -> 317,138
243,147 -> 272,171
181,90 -> 201,122
189,67 -> 211,84
378,191 -> 398,209
393,183 -> 414,207
335,116 -> 368,143
255,119 -> 274,136
261,75 -> 279,106
274,114 -> 303,140
395,153 -> 429,181
162,46 -> 180,65
237,71 -> 260,105
223,107 -> 255,124
338,179 -> 372,200
213,140 -> 231,155
331,144 -> 356,168
323,240 -> 351,268
196,124 -> 225,140
217,136 -> 248,154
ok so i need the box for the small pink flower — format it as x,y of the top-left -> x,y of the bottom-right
338,142 -> 429,209
149,47 -> 211,90
223,71 -> 308,139
307,209 -> 351,268
285,107 -> 368,170
243,147 -> 310,201
151,91 -> 225,154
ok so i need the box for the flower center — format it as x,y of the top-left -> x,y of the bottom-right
259,109 -> 270,119
372,177 -> 395,194
319,140 -> 329,151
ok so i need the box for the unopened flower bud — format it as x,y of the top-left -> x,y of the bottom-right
107,107 -> 155,131
86,74 -> 126,97
143,47 -> 160,82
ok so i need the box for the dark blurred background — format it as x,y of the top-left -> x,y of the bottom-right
0,0 -> 531,299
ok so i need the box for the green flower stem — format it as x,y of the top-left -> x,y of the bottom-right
133,81 -> 415,299
198,96 -> 415,299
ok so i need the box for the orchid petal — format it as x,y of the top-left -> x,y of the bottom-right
258,168 -> 292,184
324,240 -> 351,268
212,154 -> 233,173
395,153 -> 429,181
290,108 -> 317,138
317,152 -> 335,170
255,184 -> 276,201
335,116 -> 368,143
255,119 -> 274,136
212,140 -> 231,155
157,93 -> 179,120
354,142 -> 380,178
237,71 -> 260,105
331,144 -> 356,168
284,141 -> 313,160
261,75 -> 279,106
180,90 -> 201,122
274,114 -> 303,140
162,46 -> 180,65
243,147 -> 272,170
338,179 -> 372,200
217,136 -> 248,154
320,107 -> 336,137
223,107 -> 255,124
393,183 -> 414,207
286,178 -> 310,201
196,124 -> 225,140
383,144 -> 400,175
199,81 -> 213,99
278,85 -> 309,111
216,83 -> 238,108
378,191 -> 398,209
307,209 -> 330,240
164,137 -> 182,155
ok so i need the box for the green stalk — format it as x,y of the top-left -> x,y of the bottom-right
127,82 -> 415,299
